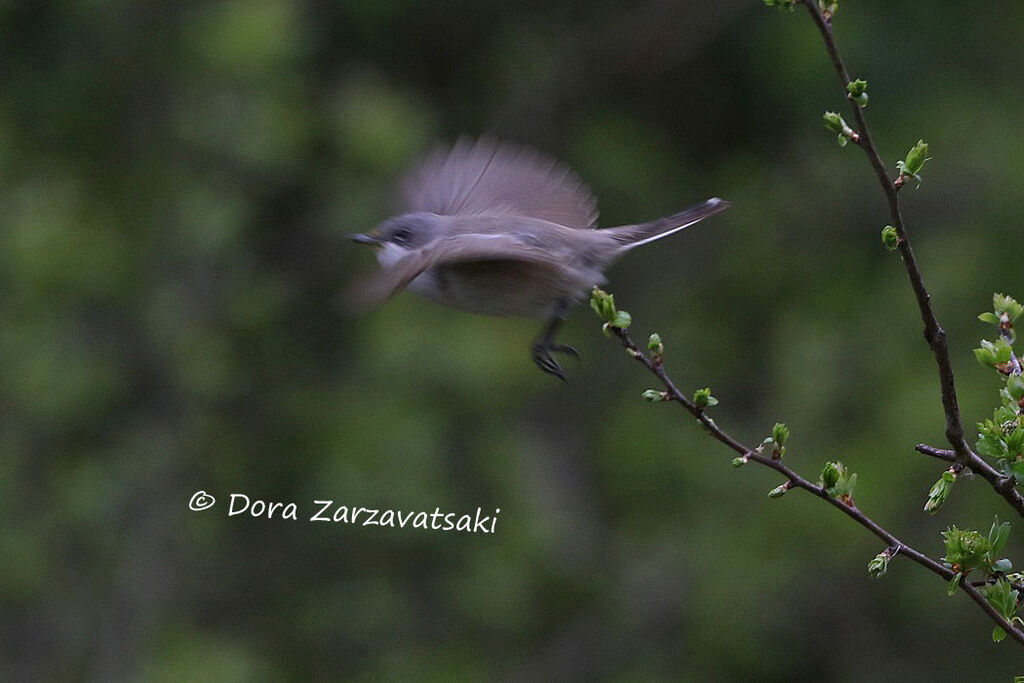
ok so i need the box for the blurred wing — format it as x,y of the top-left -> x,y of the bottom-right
397,136 -> 599,229
345,234 -> 560,312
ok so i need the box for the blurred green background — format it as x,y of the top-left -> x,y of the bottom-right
3,0 -> 1024,679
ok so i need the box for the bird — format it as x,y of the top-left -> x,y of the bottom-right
348,136 -> 729,381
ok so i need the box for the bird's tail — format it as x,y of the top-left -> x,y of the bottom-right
606,198 -> 729,250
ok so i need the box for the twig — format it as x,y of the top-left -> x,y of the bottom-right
800,0 -> 1024,519
914,444 -> 957,464
608,326 -> 1024,646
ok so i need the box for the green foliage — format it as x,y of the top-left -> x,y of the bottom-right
763,0 -> 798,11
590,287 -> 632,335
846,78 -> 868,107
941,518 -> 1012,577
692,388 -> 718,409
819,461 -> 856,503
973,295 -> 1024,486
772,422 -> 790,447
896,140 -> 930,186
822,111 -> 857,147
647,333 -> 664,355
984,579 -> 1023,642
993,293 -> 1024,324
755,423 -> 790,458
868,549 -> 890,578
880,225 -> 899,250
923,469 -> 957,514
980,293 -> 1022,343
767,482 -> 791,498
973,337 -> 1014,370
641,389 -> 669,402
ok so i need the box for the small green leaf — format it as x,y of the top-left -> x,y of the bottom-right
948,572 -> 962,596
989,515 -> 1012,554
974,338 -> 1014,369
767,483 -> 789,498
994,558 -> 1013,573
823,111 -> 844,133
731,456 -> 748,468
612,310 -> 632,330
993,626 -> 1007,642
1007,375 -> 1024,402
979,312 -> 1001,325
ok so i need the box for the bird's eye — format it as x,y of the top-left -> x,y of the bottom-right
392,227 -> 411,244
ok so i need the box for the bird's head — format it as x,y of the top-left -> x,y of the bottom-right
349,212 -> 446,266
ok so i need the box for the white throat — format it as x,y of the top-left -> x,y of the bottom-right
376,243 -> 411,268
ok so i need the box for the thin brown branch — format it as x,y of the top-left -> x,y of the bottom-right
914,444 -> 957,464
800,0 -> 1024,519
608,326 -> 1024,646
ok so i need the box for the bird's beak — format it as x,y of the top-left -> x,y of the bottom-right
349,233 -> 381,246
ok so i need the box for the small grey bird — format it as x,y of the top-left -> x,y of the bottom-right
349,137 -> 729,380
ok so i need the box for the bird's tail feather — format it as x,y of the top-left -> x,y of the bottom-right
608,198 -> 729,250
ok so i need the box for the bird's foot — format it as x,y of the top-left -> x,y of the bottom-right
531,342 -> 579,382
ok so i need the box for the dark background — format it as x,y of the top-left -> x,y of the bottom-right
3,0 -> 1024,679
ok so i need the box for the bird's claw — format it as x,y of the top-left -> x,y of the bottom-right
531,343 -> 579,382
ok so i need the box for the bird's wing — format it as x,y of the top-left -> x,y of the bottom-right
397,136 -> 599,229
345,233 -> 564,313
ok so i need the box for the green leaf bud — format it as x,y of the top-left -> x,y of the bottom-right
772,422 -> 790,446
767,482 -> 790,498
924,469 -> 956,514
904,140 -> 929,175
647,333 -> 663,355
590,286 -> 617,322
693,388 -> 718,409
846,79 -> 868,97
823,111 -> 844,133
641,389 -> 669,402
896,140 -> 930,186
821,461 -> 841,489
868,549 -> 890,578
846,79 -> 868,107
881,225 -> 899,250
